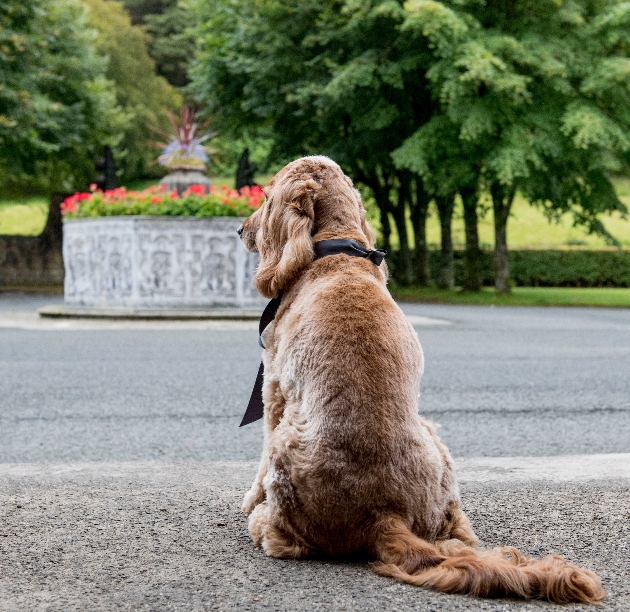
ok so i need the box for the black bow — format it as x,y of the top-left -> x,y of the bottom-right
239,239 -> 387,426
239,292 -> 283,427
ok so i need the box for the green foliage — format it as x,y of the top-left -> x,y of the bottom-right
82,0 -> 181,181
189,0 -> 432,168
396,0 -> 630,241
188,0 -> 440,282
387,248 -> 630,287
122,0 -> 195,88
0,0 -> 126,192
189,0 -> 630,292
509,249 -> 630,288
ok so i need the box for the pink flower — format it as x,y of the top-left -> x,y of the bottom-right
89,183 -> 97,192
60,200 -> 79,215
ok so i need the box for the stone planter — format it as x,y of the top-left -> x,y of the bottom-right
159,167 -> 211,196
62,216 -> 265,309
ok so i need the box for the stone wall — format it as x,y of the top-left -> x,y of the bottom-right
0,195 -> 65,289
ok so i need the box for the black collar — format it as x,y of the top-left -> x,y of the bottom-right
239,238 -> 387,426
313,238 -> 387,266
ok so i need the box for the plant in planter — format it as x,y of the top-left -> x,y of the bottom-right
61,183 -> 263,218
60,184 -> 266,310
154,106 -> 218,195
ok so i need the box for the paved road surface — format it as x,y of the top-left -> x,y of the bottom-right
1,292 -> 629,611
1,293 -> 628,461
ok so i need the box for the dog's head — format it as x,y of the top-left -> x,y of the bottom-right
238,156 -> 378,298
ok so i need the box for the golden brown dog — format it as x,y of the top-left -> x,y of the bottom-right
238,155 -> 604,604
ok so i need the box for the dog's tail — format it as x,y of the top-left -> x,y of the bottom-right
370,517 -> 605,604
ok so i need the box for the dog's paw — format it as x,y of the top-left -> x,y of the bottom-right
242,488 -> 264,514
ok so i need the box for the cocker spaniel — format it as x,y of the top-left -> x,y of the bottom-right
237,155 -> 604,604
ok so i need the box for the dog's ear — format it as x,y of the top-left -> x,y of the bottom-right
255,176 -> 319,297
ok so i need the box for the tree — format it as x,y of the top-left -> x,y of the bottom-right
189,0 -> 439,284
0,0 -> 126,192
82,0 -> 181,181
393,115 -> 481,289
397,0 -> 630,293
122,0 -> 195,89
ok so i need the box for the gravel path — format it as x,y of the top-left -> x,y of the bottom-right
1,460 -> 629,612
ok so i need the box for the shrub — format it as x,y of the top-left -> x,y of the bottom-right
387,249 -> 630,288
61,184 -> 263,219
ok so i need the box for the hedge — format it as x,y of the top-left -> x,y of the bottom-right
387,250 -> 630,287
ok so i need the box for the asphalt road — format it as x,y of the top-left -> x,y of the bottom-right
1,293 -> 629,461
1,292 -> 629,611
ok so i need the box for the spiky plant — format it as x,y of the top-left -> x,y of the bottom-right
153,106 -> 218,170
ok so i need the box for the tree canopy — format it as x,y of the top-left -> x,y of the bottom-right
189,0 -> 630,292
82,0 -> 181,180
189,0 -> 438,282
0,0 -> 125,192
122,0 -> 195,88
393,0 -> 630,290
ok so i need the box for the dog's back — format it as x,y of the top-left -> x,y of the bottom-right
265,254 -> 459,555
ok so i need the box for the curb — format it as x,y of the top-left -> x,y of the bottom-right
38,305 -> 263,321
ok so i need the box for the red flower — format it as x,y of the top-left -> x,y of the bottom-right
60,200 -> 79,215
188,184 -> 206,195
150,196 -> 160,203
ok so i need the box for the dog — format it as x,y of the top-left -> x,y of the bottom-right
237,155 -> 604,604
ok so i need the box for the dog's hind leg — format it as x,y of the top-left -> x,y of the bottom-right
431,500 -> 478,547
446,502 -> 478,546
248,503 -> 311,559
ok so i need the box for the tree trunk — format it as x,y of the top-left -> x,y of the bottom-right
460,186 -> 483,292
490,183 -> 516,294
410,178 -> 431,286
435,194 -> 455,289
354,166 -> 391,252
390,174 -> 413,285
379,202 -> 392,253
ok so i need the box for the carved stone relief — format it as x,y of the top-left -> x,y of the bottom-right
63,217 -> 264,308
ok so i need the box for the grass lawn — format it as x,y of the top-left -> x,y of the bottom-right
390,285 -> 630,307
0,198 -> 48,235
364,176 -> 630,250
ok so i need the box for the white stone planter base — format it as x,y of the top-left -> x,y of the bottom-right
63,216 -> 266,309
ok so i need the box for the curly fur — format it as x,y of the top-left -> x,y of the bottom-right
238,155 -> 605,605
